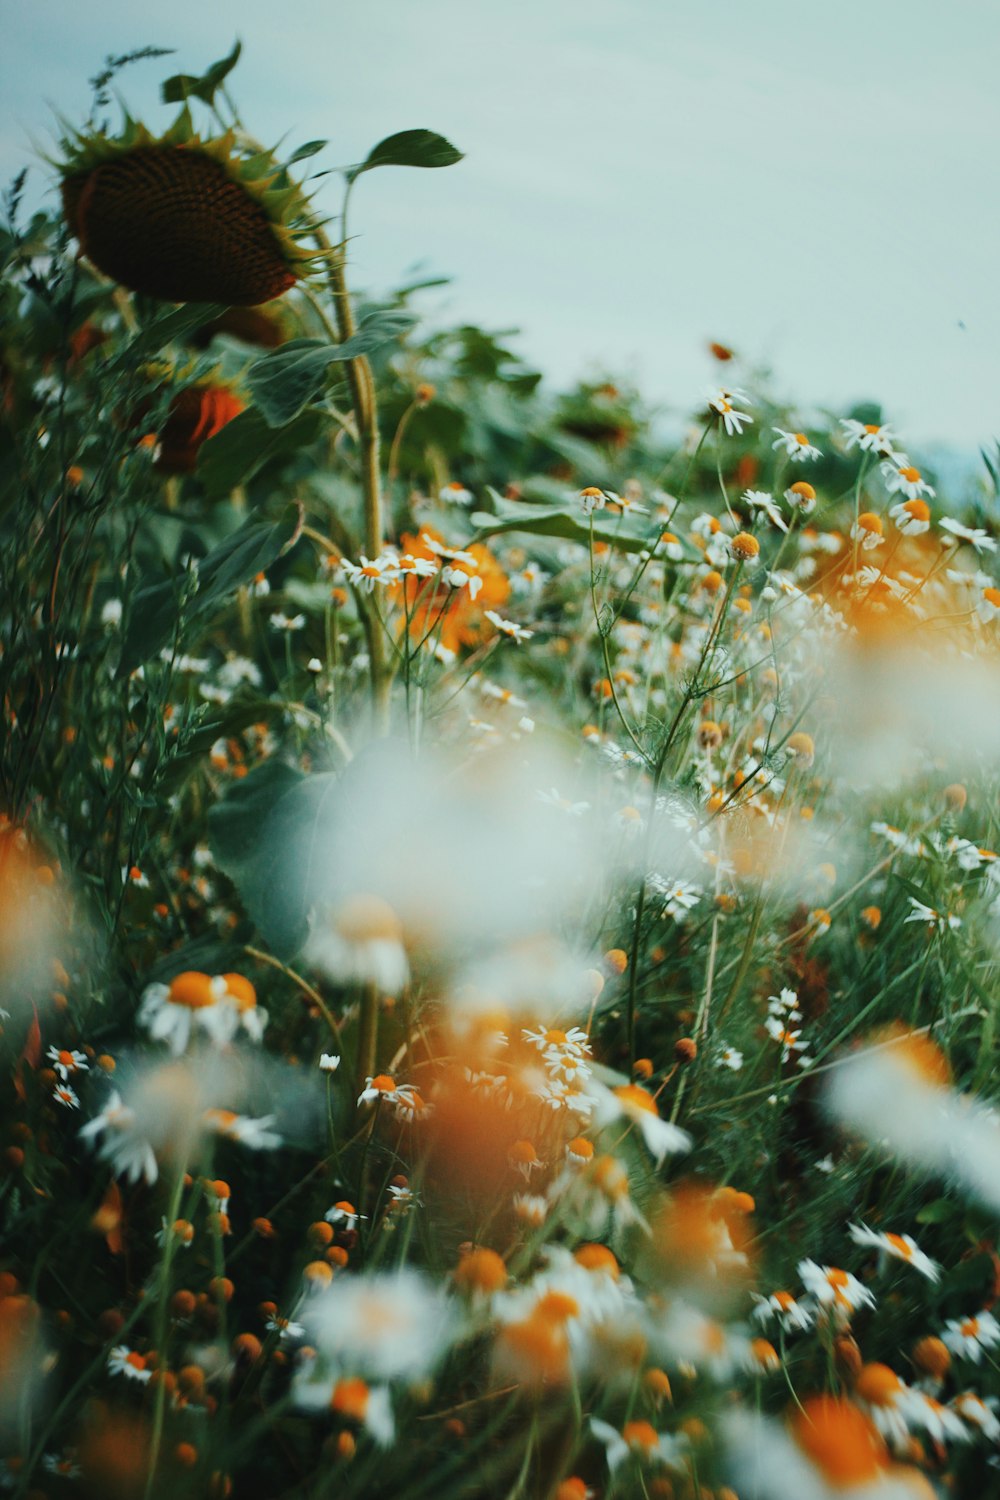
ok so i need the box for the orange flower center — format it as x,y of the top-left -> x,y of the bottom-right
614,1083 -> 658,1116
856,1363 -> 902,1406
574,1243 -> 618,1277
331,1377 -> 369,1421
535,1291 -> 580,1324
623,1420 -> 658,1451
168,971 -> 217,1009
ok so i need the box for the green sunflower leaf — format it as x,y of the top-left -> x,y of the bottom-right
346,129 -> 463,185
248,311 -> 413,426
161,40 -> 243,106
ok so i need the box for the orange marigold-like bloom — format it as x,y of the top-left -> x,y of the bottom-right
156,384 -> 245,474
395,526 -> 509,653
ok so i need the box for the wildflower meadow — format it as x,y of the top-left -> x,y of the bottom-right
4,41 -> 1000,1500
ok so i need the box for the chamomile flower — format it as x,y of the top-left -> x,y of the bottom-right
941,1310 -> 1000,1362
648,874 -> 702,921
265,1314 -> 306,1341
853,1363 -> 926,1448
591,1081 -> 692,1166
952,1391 -> 1000,1440
717,1045 -> 745,1072
848,1223 -> 940,1281
46,1046 -> 88,1080
708,388 -> 753,436
798,1259 -> 876,1319
850,512 -> 884,550
357,1074 -> 415,1109
742,490 -> 788,531
108,1346 -> 152,1383
138,972 -> 267,1053
658,530 -> 684,561
438,481 -> 474,506
579,486 -> 612,514
325,1200 -> 366,1230
513,1192 -> 549,1226
202,1109 -> 282,1150
840,419 -> 900,457
939,517 -> 997,553
441,563 -> 483,598
53,1083 -> 80,1109
301,1269 -> 455,1382
306,894 -> 408,993
772,428 -> 822,461
977,586 -> 1000,622
590,1417 -> 687,1475
784,481 -> 817,514
751,1290 -> 814,1332
764,1015 -> 809,1063
881,462 -> 935,502
522,1024 -> 590,1058
79,1091 -> 159,1185
341,555 -> 398,590
484,611 -> 535,643
890,498 -> 932,537
904,897 -> 961,932
319,1053 -> 341,1073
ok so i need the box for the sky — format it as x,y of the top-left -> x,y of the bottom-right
3,0 -> 999,453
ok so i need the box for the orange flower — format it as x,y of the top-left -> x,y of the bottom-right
396,526 -> 509,653
156,384 -> 245,473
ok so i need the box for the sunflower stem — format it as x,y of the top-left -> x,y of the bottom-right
324,246 -> 391,733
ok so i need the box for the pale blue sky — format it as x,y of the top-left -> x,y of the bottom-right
3,0 -> 998,449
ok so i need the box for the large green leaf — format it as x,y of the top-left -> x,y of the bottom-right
471,487 -> 654,554
346,129 -> 463,185
197,406 -> 323,496
208,761 -> 340,957
161,40 -> 242,105
118,504 -> 302,675
248,311 -> 413,427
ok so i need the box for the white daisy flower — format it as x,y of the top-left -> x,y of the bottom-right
881,461 -> 935,502
939,517 -> 997,553
772,428 -> 822,461
848,1223 -> 940,1281
438,481 -> 474,506
942,1310 -> 1000,1363
742,489 -> 788,532
840,418 -> 900,457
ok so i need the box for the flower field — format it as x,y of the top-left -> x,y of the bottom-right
3,46 -> 1000,1500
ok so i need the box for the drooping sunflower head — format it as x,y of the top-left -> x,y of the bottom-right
57,109 -> 320,306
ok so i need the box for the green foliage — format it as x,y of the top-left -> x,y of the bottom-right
346,128 -> 464,184
117,504 -> 303,675
161,40 -> 243,105
248,311 -> 414,425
